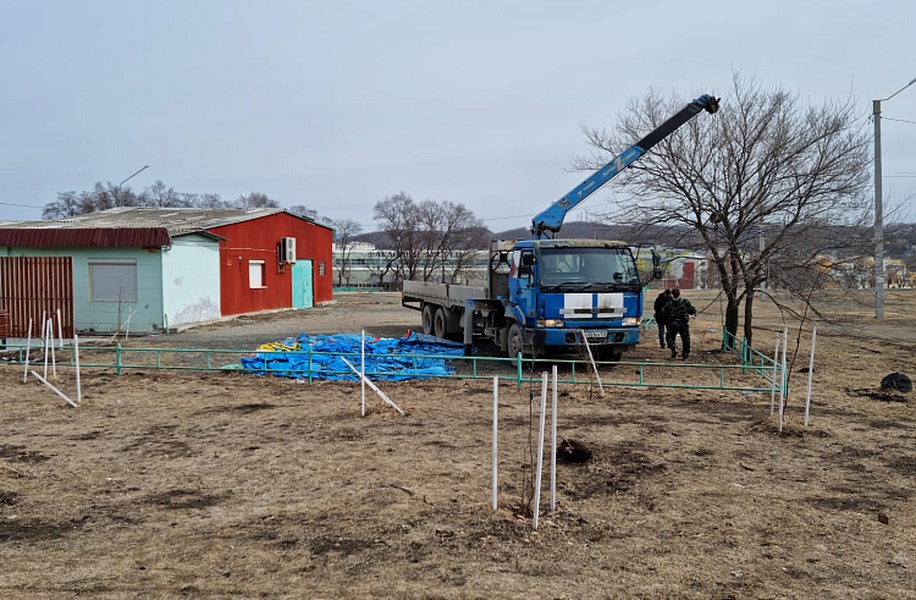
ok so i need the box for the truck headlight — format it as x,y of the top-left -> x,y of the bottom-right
538,319 -> 565,328
623,317 -> 639,326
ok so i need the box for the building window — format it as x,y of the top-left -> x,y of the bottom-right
89,259 -> 138,303
318,261 -> 326,276
249,260 -> 266,289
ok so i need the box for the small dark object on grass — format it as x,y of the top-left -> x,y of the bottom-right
557,438 -> 592,463
881,372 -> 912,394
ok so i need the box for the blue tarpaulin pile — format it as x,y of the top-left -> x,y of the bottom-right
239,330 -> 466,381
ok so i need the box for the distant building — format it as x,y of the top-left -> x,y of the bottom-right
0,207 -> 333,336
636,249 -> 709,290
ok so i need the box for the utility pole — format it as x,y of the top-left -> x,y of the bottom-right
873,78 -> 915,320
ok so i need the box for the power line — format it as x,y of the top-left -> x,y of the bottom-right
0,201 -> 40,208
883,116 -> 916,125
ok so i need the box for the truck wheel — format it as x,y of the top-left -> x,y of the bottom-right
600,349 -> 623,363
421,304 -> 436,335
507,323 -> 524,362
433,307 -> 449,339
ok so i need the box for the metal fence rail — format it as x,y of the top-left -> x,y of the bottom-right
1,341 -> 783,395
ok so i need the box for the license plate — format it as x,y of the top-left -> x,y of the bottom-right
583,331 -> 606,340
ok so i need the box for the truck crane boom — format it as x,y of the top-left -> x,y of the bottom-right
530,93 -> 720,239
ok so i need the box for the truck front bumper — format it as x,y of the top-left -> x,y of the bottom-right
529,326 -> 641,349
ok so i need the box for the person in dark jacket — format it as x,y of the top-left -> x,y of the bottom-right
653,288 -> 673,349
661,287 -> 697,360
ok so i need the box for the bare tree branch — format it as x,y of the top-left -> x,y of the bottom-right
576,72 -> 872,346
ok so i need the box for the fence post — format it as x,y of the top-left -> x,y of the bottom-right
741,338 -> 749,374
116,343 -> 122,376
516,353 -> 522,388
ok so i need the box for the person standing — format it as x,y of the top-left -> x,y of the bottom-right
662,287 -> 697,360
653,288 -> 673,349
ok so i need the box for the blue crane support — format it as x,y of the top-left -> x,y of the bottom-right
531,94 -> 720,239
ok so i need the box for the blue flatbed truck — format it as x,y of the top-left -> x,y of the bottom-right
402,93 -> 719,359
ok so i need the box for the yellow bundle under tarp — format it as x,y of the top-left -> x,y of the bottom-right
257,342 -> 301,352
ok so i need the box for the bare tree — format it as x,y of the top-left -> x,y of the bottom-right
577,72 -> 872,347
374,192 -> 424,282
191,193 -> 226,209
331,218 -> 363,288
43,183 -> 142,219
43,182 -> 287,218
366,251 -> 399,291
42,191 -> 85,220
288,205 -> 319,220
142,180 -> 190,208
373,192 -> 485,285
235,192 -> 280,209
97,181 -> 141,211
289,204 -> 334,227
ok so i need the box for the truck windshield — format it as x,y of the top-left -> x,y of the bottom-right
539,247 -> 639,289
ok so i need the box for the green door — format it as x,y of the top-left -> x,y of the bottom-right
291,260 -> 314,309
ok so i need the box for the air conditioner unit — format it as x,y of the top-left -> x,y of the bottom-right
279,237 -> 296,264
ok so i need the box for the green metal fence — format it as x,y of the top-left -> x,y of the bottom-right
721,326 -> 783,391
2,340 -> 783,395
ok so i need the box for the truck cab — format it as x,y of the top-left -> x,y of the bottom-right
501,239 -> 643,361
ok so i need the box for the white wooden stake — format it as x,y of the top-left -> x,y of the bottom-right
532,372 -> 548,530
770,332 -> 780,416
579,331 -> 604,394
124,308 -> 135,340
56,308 -> 63,348
361,330 -> 366,417
30,370 -> 77,408
22,318 -> 33,384
74,333 -> 82,404
491,375 -> 499,511
48,319 -> 57,379
43,318 -> 50,380
778,327 -> 788,432
550,365 -> 558,512
804,327 -> 817,427
341,357 -> 404,415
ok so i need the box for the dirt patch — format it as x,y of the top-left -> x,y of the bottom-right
1,290 -> 915,598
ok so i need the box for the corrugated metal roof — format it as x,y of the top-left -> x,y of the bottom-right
0,207 -> 325,248
1,207 -> 288,233
0,227 -> 172,248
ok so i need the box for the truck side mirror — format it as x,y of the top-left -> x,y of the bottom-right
518,252 -> 535,275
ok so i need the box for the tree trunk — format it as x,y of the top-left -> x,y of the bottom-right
743,291 -> 755,348
724,293 -> 740,351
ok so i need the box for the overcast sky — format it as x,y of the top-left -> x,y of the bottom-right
2,0 -> 914,232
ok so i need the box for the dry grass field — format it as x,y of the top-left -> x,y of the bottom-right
1,289 -> 914,599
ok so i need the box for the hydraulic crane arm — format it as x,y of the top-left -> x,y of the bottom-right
530,93 -> 720,239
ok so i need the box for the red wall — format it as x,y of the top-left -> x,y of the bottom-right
208,213 -> 334,317
678,262 -> 696,290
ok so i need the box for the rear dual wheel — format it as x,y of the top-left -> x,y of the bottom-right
433,306 -> 449,339
421,304 -> 436,335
